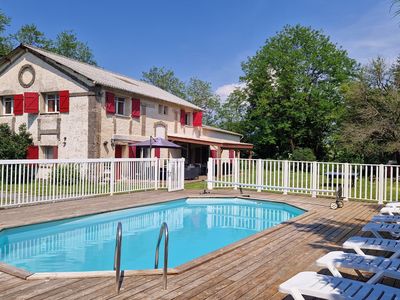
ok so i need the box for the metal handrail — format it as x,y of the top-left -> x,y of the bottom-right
154,222 -> 169,290
114,222 -> 122,294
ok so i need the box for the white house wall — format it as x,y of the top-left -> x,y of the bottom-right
0,52 -> 90,159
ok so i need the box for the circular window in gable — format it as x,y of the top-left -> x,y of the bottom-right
18,64 -> 36,88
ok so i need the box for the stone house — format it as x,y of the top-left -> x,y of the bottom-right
0,44 -> 252,165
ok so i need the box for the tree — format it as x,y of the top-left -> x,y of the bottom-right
0,124 -> 33,159
12,24 -> 52,49
392,0 -> 400,17
185,78 -> 221,125
0,9 -> 12,58
241,25 -> 357,159
52,31 -> 96,65
217,88 -> 248,133
339,57 -> 400,163
142,67 -> 186,99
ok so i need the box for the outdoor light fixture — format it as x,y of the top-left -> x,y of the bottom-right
63,137 -> 67,147
103,141 -> 108,146
110,139 -> 115,149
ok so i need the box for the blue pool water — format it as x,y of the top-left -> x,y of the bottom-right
0,198 -> 304,273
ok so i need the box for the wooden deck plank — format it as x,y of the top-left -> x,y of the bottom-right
0,190 -> 387,299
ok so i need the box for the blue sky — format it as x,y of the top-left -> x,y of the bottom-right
1,0 -> 399,99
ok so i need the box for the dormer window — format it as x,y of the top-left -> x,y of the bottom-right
158,104 -> 168,115
2,96 -> 13,115
115,97 -> 125,115
46,94 -> 60,113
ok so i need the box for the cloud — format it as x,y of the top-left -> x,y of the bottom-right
330,3 -> 400,64
215,83 -> 245,101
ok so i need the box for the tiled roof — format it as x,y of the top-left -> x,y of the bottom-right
22,44 -> 202,110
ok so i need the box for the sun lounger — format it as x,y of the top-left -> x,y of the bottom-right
316,250 -> 400,284
380,206 -> 400,215
279,271 -> 400,300
372,214 -> 400,223
362,222 -> 400,239
343,236 -> 400,258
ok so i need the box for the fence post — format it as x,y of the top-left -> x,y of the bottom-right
283,160 -> 289,195
207,159 -> 213,190
378,164 -> 385,204
154,158 -> 159,190
181,158 -> 185,190
110,159 -> 115,195
343,163 -> 349,200
233,158 -> 239,190
256,159 -> 262,192
311,161 -> 318,198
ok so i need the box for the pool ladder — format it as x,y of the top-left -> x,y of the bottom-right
114,222 -> 122,294
154,222 -> 169,290
113,221 -> 169,293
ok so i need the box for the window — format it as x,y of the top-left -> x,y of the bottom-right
43,146 -> 56,159
185,112 -> 192,125
158,104 -> 168,115
2,96 -> 13,115
115,97 -> 125,115
46,94 -> 60,113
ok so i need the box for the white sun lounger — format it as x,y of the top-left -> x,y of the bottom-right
316,250 -> 400,284
380,206 -> 400,215
343,236 -> 400,258
362,222 -> 400,239
372,214 -> 400,223
279,271 -> 400,300
386,202 -> 400,208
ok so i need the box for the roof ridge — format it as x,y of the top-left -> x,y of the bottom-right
24,44 -> 175,93
20,44 -> 202,110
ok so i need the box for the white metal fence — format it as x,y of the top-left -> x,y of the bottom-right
207,158 -> 400,204
0,158 -> 185,208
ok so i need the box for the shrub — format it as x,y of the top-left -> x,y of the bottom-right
290,148 -> 316,162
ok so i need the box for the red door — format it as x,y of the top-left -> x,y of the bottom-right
115,145 -> 123,158
115,145 -> 123,180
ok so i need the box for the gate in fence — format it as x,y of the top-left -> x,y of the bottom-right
207,158 -> 400,204
0,158 -> 185,208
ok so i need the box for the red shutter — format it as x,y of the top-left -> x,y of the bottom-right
180,109 -> 186,125
128,146 -> 137,158
14,94 -> 24,115
53,146 -> 59,159
26,145 -> 39,159
106,92 -> 115,114
59,90 -> 70,113
155,148 -> 160,158
24,92 -> 39,114
193,111 -> 203,127
131,98 -> 140,118
210,149 -> 217,158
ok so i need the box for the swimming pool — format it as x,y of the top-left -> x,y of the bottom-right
0,198 -> 304,273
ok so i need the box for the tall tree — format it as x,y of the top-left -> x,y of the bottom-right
12,24 -> 52,49
52,31 -> 96,65
339,57 -> 400,163
241,25 -> 356,159
217,88 -> 248,133
142,67 -> 186,99
0,9 -> 12,58
185,77 -> 221,125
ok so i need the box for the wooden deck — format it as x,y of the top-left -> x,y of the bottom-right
0,189 -> 385,299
